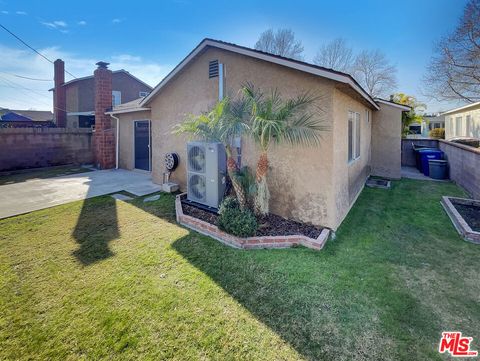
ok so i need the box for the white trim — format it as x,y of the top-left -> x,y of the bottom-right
141,39 -> 380,110
374,98 -> 411,111
348,110 -> 361,163
105,107 -> 150,115
67,111 -> 95,116
442,101 -> 480,115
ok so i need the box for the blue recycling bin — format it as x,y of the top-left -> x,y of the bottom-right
418,149 -> 443,176
414,147 -> 438,171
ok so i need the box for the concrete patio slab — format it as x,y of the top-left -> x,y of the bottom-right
0,169 -> 161,219
401,166 -> 449,182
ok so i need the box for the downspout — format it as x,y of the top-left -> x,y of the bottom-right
109,114 -> 120,169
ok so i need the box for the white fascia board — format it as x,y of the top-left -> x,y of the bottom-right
375,99 -> 411,111
105,107 -> 150,115
442,101 -> 480,115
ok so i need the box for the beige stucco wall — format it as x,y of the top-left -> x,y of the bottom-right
115,110 -> 151,170
117,46 -> 377,229
444,105 -> 480,140
331,89 -> 372,227
371,103 -> 402,179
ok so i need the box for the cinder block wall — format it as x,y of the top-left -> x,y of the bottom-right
401,139 -> 439,166
0,128 -> 93,171
439,140 -> 480,199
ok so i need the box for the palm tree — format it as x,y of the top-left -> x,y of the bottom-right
242,83 -> 328,216
173,97 -> 249,209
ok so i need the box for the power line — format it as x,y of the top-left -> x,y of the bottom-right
0,23 -> 77,79
0,72 -> 52,81
0,75 -> 52,100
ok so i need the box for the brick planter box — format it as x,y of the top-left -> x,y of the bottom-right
441,196 -> 480,244
175,194 -> 330,251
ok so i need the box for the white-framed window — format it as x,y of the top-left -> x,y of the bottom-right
139,91 -> 150,97
466,115 -> 472,136
112,91 -> 122,106
455,116 -> 462,136
348,111 -> 361,163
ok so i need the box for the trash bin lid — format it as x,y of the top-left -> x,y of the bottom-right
418,148 -> 441,153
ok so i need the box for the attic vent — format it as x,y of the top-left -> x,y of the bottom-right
209,60 -> 219,78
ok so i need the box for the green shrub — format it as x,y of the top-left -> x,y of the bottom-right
218,198 -> 257,237
429,128 -> 445,139
219,196 -> 239,214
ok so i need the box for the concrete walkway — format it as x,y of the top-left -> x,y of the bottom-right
0,169 -> 161,219
401,166 -> 449,182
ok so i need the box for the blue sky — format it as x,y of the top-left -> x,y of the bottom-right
0,0 -> 467,112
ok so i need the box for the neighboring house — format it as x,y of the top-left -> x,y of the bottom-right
104,38 -> 408,230
443,101 -> 480,140
0,108 -> 54,128
409,113 -> 445,138
50,59 -> 152,128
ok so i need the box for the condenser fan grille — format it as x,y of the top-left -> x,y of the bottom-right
188,145 -> 206,172
188,174 -> 206,201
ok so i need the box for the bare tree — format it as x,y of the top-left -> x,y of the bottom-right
313,38 -> 354,73
352,49 -> 397,98
424,0 -> 480,103
255,28 -> 304,60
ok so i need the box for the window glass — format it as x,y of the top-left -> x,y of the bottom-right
355,112 -> 361,158
348,112 -> 353,162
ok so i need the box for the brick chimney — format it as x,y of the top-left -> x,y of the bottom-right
53,59 -> 66,127
93,61 -> 116,169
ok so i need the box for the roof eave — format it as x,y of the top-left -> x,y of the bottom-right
105,107 -> 151,115
374,98 -> 411,111
141,38 -> 380,110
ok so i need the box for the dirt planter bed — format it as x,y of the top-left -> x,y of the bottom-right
441,196 -> 480,244
175,194 -> 330,251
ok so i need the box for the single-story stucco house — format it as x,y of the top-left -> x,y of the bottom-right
98,39 -> 409,230
442,101 -> 480,140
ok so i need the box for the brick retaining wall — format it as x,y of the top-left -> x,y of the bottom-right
0,127 -> 94,171
175,194 -> 330,251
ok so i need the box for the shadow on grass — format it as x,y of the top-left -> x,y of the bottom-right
72,196 -> 119,265
170,229 -> 440,360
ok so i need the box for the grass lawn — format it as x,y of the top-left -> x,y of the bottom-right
0,165 -> 92,186
0,179 -> 478,360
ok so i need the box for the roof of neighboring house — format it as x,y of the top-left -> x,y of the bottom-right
442,101 -> 480,115
374,98 -> 412,111
106,98 -> 150,115
140,38 -> 380,110
0,109 -> 53,122
49,70 -> 153,91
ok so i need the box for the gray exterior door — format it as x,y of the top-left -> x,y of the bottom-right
134,120 -> 150,171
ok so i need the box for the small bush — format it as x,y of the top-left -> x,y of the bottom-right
218,198 -> 257,237
219,196 -> 239,214
429,128 -> 445,139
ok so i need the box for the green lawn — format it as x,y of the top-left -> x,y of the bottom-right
0,179 -> 478,360
0,165 -> 92,186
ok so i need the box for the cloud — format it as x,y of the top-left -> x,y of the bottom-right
0,44 -> 170,110
1,10 -> 8,14
16,11 -> 27,15
77,20 -> 87,26
112,18 -> 122,24
42,20 -> 68,29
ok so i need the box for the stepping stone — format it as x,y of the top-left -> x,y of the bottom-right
143,194 -> 160,203
111,193 -> 134,201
